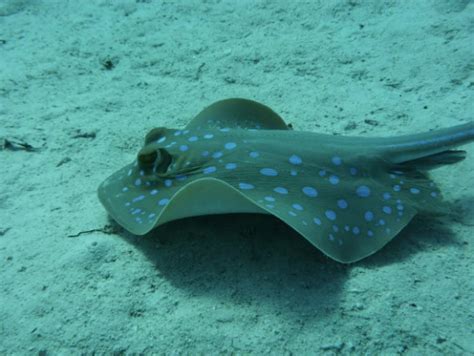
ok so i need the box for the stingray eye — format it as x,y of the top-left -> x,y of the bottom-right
137,147 -> 172,175
154,148 -> 172,174
137,146 -> 157,167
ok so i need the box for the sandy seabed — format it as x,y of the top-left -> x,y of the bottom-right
1,0 -> 473,354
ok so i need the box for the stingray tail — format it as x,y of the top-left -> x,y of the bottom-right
376,121 -> 473,215
379,122 -> 474,170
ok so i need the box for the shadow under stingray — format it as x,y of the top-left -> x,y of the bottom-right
112,207 -> 460,317
117,213 -> 348,318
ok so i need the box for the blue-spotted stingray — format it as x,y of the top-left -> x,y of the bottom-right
98,98 -> 474,263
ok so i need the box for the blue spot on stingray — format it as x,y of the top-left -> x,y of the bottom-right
430,191 -> 438,198
224,142 -> 237,150
122,187 -> 129,192
164,179 -> 172,187
289,154 -> 302,165
396,203 -> 404,211
292,203 -> 303,211
349,167 -> 357,175
249,151 -> 259,158
302,186 -> 318,197
188,136 -> 198,142
174,130 -> 182,136
201,151 -> 210,157
274,187 -> 288,195
368,230 -> 374,237
219,128 -> 230,132
332,156 -> 342,166
158,198 -> 169,206
134,178 -> 142,187
319,170 -> 326,177
212,151 -> 223,159
131,208 -> 142,215
204,134 -> 214,139
393,185 -> 401,192
150,189 -> 159,196
148,213 -> 156,219
352,226 -> 360,235
225,163 -> 237,170
132,195 -> 145,203
364,211 -> 374,222
382,206 -> 392,214
239,183 -> 255,190
337,199 -> 348,209
260,168 -> 278,176
356,185 -> 371,197
290,169 -> 298,176
203,166 -> 217,174
289,211 -> 297,217
325,210 -> 337,221
157,136 -> 166,143
179,145 -> 189,152
378,219 -> 386,226
329,175 -> 340,185
383,192 -> 391,200
410,187 -> 420,194
264,196 -> 275,202
313,217 -> 322,226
